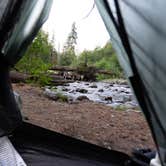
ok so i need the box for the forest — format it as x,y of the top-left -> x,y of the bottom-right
15,23 -> 123,85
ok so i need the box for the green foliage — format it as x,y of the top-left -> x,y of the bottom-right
59,51 -> 76,66
16,30 -> 56,85
16,27 -> 123,83
26,30 -> 57,63
58,41 -> 123,80
56,93 -> 68,102
96,74 -> 111,81
78,42 -> 123,79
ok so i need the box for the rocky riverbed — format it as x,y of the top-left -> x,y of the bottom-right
44,81 -> 138,109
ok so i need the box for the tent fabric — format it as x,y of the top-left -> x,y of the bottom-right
2,0 -> 53,66
0,0 -> 10,21
0,0 -> 23,53
0,0 -> 53,66
0,61 -> 22,137
95,0 -> 166,165
11,122 -> 136,166
0,136 -> 26,166
0,0 -> 52,137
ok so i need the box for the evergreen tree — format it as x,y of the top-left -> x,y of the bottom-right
60,22 -> 78,66
63,22 -> 77,53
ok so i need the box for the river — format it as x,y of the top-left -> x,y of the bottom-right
45,81 -> 138,109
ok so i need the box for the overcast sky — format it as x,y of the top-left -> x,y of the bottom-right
42,0 -> 110,53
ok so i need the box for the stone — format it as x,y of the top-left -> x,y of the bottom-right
76,88 -> 88,93
104,96 -> 113,102
109,83 -> 114,87
89,83 -> 97,88
98,89 -> 104,92
63,83 -> 70,86
76,96 -> 89,101
62,88 -> 69,92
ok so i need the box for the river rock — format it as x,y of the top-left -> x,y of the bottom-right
89,83 -> 97,88
62,88 -> 69,92
104,96 -> 113,102
44,88 -> 68,102
63,83 -> 70,86
44,88 -> 57,99
109,83 -> 114,87
98,89 -> 104,92
46,81 -> 138,109
76,88 -> 88,93
76,96 -> 89,101
113,94 -> 133,103
50,86 -> 57,91
67,96 -> 76,104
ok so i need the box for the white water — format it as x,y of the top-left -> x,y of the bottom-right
45,81 -> 138,109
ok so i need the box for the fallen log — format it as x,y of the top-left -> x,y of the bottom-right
10,71 -> 74,85
49,65 -> 113,81
96,69 -> 113,75
50,65 -> 113,75
10,71 -> 31,83
50,66 -> 76,72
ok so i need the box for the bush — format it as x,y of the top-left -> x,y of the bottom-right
15,30 -> 55,86
56,93 -> 68,102
16,56 -> 52,86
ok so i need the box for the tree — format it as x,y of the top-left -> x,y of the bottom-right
15,30 -> 57,85
63,22 -> 77,53
77,42 -> 123,79
60,22 -> 78,66
27,30 -> 56,63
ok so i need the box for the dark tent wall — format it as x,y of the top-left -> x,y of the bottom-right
96,1 -> 166,165
2,0 -> 53,66
0,0 -> 52,136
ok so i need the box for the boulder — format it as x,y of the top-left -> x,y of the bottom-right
104,96 -> 113,102
98,89 -> 104,92
89,83 -> 97,88
76,88 -> 88,93
44,89 -> 68,102
76,96 -> 89,101
62,88 -> 69,92
63,83 -> 70,86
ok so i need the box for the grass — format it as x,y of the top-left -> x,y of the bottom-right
56,93 -> 68,102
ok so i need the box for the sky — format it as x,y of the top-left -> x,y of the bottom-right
42,0 -> 110,53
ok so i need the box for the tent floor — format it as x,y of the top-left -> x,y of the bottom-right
10,122 -> 136,166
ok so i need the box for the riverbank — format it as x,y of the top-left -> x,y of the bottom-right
13,83 -> 155,155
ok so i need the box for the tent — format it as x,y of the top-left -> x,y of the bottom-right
0,0 -> 165,165
96,1 -> 166,165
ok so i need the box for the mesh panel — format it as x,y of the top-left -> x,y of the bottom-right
0,136 -> 26,166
